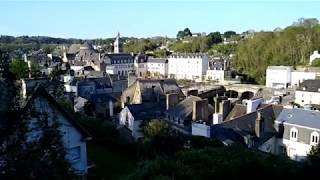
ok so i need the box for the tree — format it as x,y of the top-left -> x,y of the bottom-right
293,18 -> 319,28
127,145 -> 299,179
177,28 -> 192,39
224,30 -> 237,38
311,58 -> 320,67
302,144 -> 320,174
30,61 -> 41,78
9,59 -> 29,79
207,32 -> 222,46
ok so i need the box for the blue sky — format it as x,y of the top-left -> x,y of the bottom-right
0,0 -> 319,39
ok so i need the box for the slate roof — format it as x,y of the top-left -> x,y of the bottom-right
68,44 -> 81,54
275,108 -> 320,130
121,79 -> 185,103
147,58 -> 168,64
211,105 -> 283,147
225,104 -> 247,121
90,93 -> 117,104
166,95 -> 214,120
104,53 -> 134,63
67,77 -> 112,88
297,80 -> 320,92
126,102 -> 165,121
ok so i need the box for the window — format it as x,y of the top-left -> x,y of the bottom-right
310,131 -> 320,145
290,127 -> 298,141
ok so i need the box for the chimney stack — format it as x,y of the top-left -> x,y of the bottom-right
166,93 -> 179,110
255,110 -> 263,138
192,99 -> 208,121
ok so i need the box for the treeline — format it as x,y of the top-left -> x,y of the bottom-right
233,18 -> 320,84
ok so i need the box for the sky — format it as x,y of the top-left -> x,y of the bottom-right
0,0 -> 319,39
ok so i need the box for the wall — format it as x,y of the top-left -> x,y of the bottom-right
168,55 -> 208,81
291,71 -> 316,87
30,96 -> 88,175
295,90 -> 320,106
266,68 -> 292,88
206,70 -> 224,81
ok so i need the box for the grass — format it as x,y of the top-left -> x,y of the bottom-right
87,142 -> 137,180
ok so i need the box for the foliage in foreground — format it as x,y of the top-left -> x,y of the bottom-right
126,145 -> 299,180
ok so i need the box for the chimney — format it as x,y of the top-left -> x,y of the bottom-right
255,110 -> 263,138
166,93 -> 179,110
219,100 -> 231,120
187,89 -> 198,96
192,99 -> 208,121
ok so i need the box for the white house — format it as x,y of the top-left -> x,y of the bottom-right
265,66 -> 293,89
206,69 -> 224,81
295,80 -> 320,106
119,103 -> 164,140
103,53 -> 135,76
291,71 -> 316,87
310,50 -> 320,65
272,108 -> 320,161
23,87 -> 91,177
135,58 -> 168,78
168,53 -> 209,81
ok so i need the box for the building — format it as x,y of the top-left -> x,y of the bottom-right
272,108 -> 320,161
103,53 -> 135,76
135,57 -> 168,78
121,79 -> 184,106
295,80 -> 320,106
291,71 -> 316,87
64,76 -> 112,99
22,87 -> 91,177
265,66 -> 293,89
168,53 -> 209,81
310,50 -> 320,65
206,69 -> 224,81
165,95 -> 214,134
119,103 -> 165,140
113,32 -> 122,53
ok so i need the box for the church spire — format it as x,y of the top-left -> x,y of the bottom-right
114,32 -> 121,53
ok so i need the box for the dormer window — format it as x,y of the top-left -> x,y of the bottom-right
290,127 -> 298,141
310,131 -> 319,146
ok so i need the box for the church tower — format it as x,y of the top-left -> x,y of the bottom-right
113,32 -> 121,53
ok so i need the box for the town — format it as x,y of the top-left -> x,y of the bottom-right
1,2 -> 320,180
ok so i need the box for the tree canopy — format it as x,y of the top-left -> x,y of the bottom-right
233,19 -> 320,84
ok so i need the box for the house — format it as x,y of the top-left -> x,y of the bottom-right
265,66 -> 293,89
119,102 -> 165,140
271,108 -> 320,161
120,79 -> 185,106
135,58 -> 168,78
206,69 -> 225,81
310,50 -> 320,65
295,80 -> 320,106
165,94 -> 215,134
168,53 -> 209,81
291,71 -> 316,87
22,87 -> 91,177
64,76 -> 112,99
103,53 -> 135,76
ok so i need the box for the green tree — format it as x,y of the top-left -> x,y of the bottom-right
30,61 -> 41,78
9,59 -> 29,79
207,32 -> 222,46
224,30 -> 237,38
177,28 -> 192,39
311,58 -> 320,67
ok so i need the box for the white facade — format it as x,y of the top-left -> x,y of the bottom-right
291,71 -> 316,87
168,54 -> 209,81
310,50 -> 320,65
266,66 -> 293,88
119,107 -> 143,140
146,61 -> 168,77
206,69 -> 224,81
295,90 -> 320,106
27,95 -> 89,176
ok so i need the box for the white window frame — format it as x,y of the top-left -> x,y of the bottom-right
310,131 -> 320,146
290,127 -> 298,141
